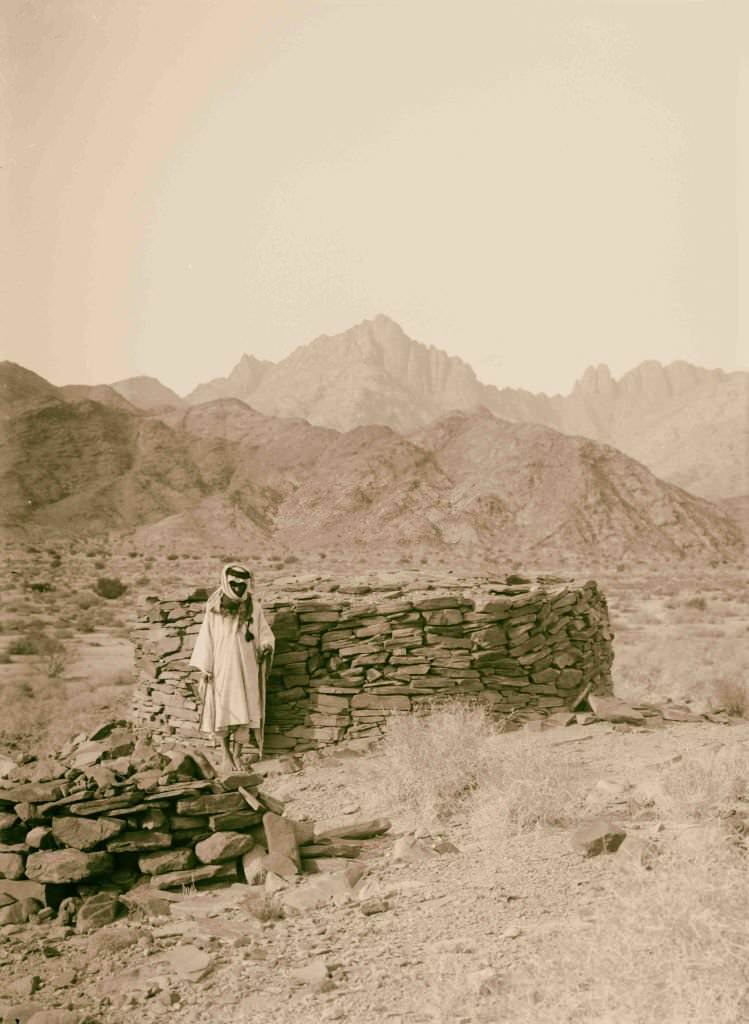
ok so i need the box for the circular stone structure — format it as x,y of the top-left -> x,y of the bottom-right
131,573 -> 614,758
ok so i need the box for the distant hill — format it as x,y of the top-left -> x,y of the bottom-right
0,382 -> 742,564
59,384 -> 140,414
185,355 -> 273,405
110,375 -> 186,411
176,317 -> 747,501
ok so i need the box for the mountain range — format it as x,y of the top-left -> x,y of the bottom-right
0,359 -> 743,565
106,315 -> 747,503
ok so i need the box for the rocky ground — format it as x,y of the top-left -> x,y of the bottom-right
1,711 -> 748,1024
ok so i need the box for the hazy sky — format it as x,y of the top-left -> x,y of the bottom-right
4,0 -> 747,397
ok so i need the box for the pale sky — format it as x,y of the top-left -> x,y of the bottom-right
3,0 -> 748,397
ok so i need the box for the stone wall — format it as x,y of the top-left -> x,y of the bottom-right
131,574 -> 614,756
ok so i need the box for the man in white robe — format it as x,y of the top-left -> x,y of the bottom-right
190,563 -> 275,773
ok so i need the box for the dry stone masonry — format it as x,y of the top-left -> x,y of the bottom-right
131,573 -> 614,757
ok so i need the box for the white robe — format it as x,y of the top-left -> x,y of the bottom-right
189,599 -> 275,739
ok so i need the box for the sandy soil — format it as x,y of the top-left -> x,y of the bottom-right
1,715 -> 747,1024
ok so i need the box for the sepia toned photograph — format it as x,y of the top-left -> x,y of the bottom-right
1,1 -> 748,1021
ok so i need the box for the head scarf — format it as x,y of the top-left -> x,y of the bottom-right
206,563 -> 255,642
219,563 -> 253,601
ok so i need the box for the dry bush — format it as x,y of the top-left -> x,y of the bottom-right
429,832 -> 749,1024
713,675 -> 749,718
368,701 -> 496,825
651,742 -> 749,822
0,673 -> 132,755
471,731 -> 589,837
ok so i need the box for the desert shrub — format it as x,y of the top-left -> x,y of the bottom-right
471,731 -> 588,836
713,676 -> 749,718
166,553 -> 179,561
128,551 -> 139,558
134,575 -> 150,587
93,560 -> 105,570
284,554 -> 299,565
0,649 -> 11,664
684,595 -> 707,611
652,742 -> 749,821
8,636 -> 38,655
94,577 -> 127,600
369,701 -> 496,825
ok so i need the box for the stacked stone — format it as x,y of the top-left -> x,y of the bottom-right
131,574 -> 614,757
0,722 -> 378,929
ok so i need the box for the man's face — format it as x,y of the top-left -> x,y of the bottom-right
226,568 -> 251,599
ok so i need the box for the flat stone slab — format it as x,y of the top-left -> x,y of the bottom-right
150,863 -> 238,890
195,831 -> 254,865
263,812 -> 300,870
69,793 -> 142,816
26,850 -> 113,883
176,792 -> 246,816
139,848 -> 196,876
107,831 -> 172,853
52,816 -> 126,851
313,817 -> 392,842
1,782 -> 64,805
588,696 -> 644,725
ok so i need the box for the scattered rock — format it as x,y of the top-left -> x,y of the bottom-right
8,974 -> 41,999
392,835 -> 437,863
360,897 -> 389,915
156,944 -> 214,982
571,818 -> 627,857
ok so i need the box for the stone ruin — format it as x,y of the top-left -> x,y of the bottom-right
132,572 -> 614,759
0,574 -> 615,931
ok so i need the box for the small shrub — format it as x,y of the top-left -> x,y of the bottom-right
0,649 -> 11,664
166,553 -> 179,561
93,560 -> 105,570
370,701 -> 496,825
713,676 -> 749,718
684,596 -> 707,612
94,577 -> 127,600
8,636 -> 38,655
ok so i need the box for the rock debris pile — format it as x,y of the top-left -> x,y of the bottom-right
132,573 -> 614,758
0,722 -> 390,933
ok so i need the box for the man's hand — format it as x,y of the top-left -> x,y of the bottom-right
260,644 -> 273,657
